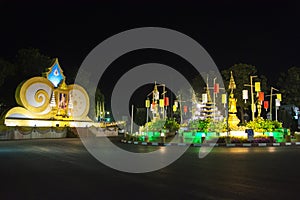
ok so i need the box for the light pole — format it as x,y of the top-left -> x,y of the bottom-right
157,84 -> 167,119
213,77 -> 217,120
244,75 -> 257,121
268,87 -> 279,121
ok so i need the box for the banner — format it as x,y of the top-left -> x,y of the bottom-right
264,101 -> 269,110
202,93 -> 207,103
255,82 -> 261,92
258,91 -> 264,101
214,83 -> 219,94
222,94 -> 227,104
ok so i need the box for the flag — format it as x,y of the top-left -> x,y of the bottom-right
258,92 -> 264,101
173,105 -> 177,112
222,94 -> 227,104
145,99 -> 150,108
202,93 -> 207,103
255,82 -> 261,92
159,99 -> 164,107
183,105 -> 188,113
164,97 -> 169,106
214,83 -> 219,94
277,94 -> 282,101
264,101 -> 269,110
242,90 -> 248,100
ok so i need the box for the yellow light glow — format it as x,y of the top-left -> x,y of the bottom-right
228,148 -> 249,154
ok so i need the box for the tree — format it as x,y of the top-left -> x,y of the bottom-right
1,48 -> 53,108
14,47 -> 53,81
277,66 -> 300,107
94,87 -> 105,120
134,107 -> 147,126
0,58 -> 15,88
191,70 -> 221,99
0,58 -> 16,113
221,63 -> 268,122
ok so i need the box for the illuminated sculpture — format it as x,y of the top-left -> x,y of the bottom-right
147,81 -> 168,121
228,71 -> 240,129
151,83 -> 160,120
4,58 -> 92,127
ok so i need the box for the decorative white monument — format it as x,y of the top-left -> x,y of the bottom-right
4,58 -> 93,127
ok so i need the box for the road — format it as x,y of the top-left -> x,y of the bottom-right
0,137 -> 299,200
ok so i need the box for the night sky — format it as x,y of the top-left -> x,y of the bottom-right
1,0 -> 299,102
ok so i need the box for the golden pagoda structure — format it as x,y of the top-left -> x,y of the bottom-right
228,71 -> 240,129
203,80 -> 214,118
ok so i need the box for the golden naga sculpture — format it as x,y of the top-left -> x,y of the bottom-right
228,93 -> 237,113
227,71 -> 240,129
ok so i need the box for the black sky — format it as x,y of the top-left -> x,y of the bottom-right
0,0 -> 300,93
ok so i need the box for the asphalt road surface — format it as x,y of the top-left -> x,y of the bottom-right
0,137 -> 299,200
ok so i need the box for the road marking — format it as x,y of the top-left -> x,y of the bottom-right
122,140 -> 300,148
178,143 -> 186,146
226,144 -> 236,147
243,143 -> 251,147
193,144 -> 201,147
258,143 -> 267,147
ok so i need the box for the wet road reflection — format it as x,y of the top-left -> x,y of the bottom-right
0,138 -> 299,199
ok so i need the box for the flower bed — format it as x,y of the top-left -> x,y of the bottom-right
216,135 -> 275,143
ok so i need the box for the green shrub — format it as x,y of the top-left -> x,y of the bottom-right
188,118 -> 226,133
164,118 -> 180,132
142,118 -> 180,132
246,118 -> 282,132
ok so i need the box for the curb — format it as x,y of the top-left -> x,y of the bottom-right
120,139 -> 300,147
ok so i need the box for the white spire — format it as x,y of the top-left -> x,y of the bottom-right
50,91 -> 56,108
